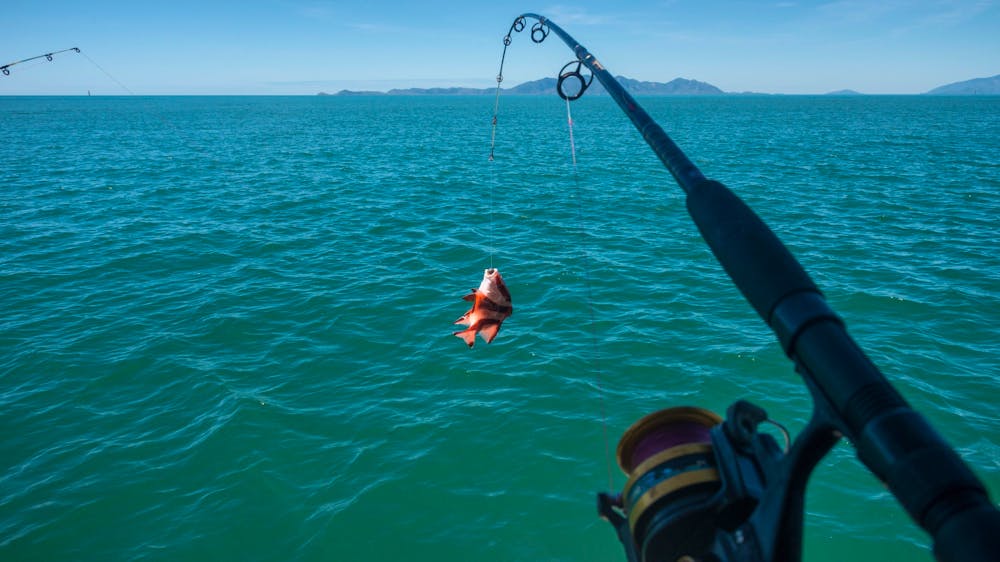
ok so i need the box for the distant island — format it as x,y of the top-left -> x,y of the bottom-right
317,73 -> 1000,96
506,76 -> 725,96
925,74 -> 1000,95
319,76 -> 725,97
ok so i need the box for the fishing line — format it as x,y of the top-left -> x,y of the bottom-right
488,18 -> 522,163
565,98 -> 577,166
487,49 -> 502,270
487,91 -> 497,269
77,50 -> 136,95
491,15 -> 615,492
488,106 -> 496,269
489,157 -> 496,270
564,96 -> 614,494
486,20 -> 523,269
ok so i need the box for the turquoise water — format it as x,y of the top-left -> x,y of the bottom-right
2,94 -> 998,561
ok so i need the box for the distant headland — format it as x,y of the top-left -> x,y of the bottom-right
925,74 -> 1000,95
318,73 -> 1000,96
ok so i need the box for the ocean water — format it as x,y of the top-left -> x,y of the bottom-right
1,94 -> 998,561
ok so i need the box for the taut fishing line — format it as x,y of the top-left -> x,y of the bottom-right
491,16 -> 614,492
489,154 -> 496,270
488,20 -> 522,269
77,50 -> 136,95
564,97 -> 615,494
565,97 -> 577,166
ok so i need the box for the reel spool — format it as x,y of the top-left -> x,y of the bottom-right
616,407 -> 723,561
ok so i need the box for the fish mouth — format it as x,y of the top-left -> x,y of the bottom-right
485,268 -> 498,276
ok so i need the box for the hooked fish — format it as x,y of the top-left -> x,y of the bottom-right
454,268 -> 513,347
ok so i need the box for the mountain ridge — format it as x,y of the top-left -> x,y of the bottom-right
317,73 -> 1000,96
925,74 -> 1000,95
319,76 -> 725,96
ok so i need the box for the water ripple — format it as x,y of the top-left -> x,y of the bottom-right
1,95 -> 997,561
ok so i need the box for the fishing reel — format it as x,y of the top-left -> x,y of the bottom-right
598,401 -> 793,562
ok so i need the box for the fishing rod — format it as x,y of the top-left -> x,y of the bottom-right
1,47 -> 80,76
498,13 -> 1000,562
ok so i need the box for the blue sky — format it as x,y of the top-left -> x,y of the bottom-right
2,1 -> 998,95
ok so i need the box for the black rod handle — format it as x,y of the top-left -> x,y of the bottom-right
685,179 -> 821,327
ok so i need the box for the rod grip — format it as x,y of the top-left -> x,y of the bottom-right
932,499 -> 1000,562
684,179 -> 819,326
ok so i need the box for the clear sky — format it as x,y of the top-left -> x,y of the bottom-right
2,1 -> 998,95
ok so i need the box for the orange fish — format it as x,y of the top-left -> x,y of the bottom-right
454,268 -> 513,347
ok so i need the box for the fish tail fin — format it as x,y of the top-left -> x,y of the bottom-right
454,310 -> 472,326
479,321 -> 501,344
454,328 -> 477,348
